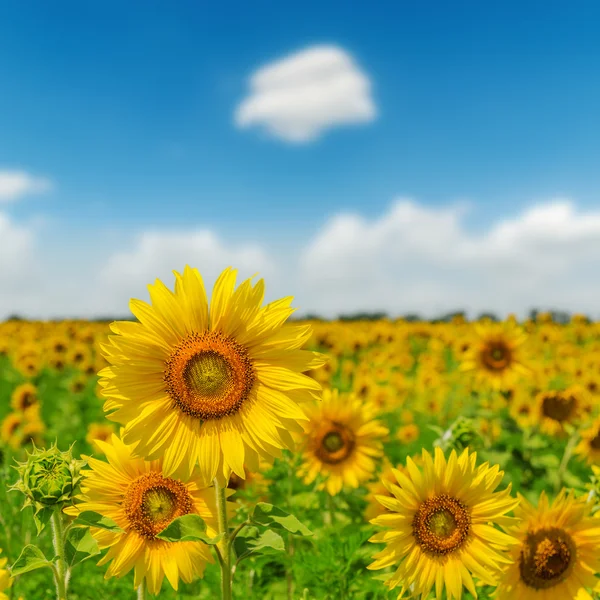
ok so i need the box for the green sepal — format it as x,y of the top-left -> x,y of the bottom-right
10,545 -> 54,576
251,503 -> 312,536
156,514 -> 223,544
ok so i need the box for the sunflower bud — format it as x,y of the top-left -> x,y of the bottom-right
435,416 -> 483,453
11,442 -> 86,532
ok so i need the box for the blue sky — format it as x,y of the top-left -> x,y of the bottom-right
1,1 -> 600,318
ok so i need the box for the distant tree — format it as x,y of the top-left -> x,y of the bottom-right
477,312 -> 499,322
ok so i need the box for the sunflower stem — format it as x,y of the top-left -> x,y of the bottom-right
555,431 -> 579,493
50,509 -> 69,600
136,581 -> 147,600
214,477 -> 232,600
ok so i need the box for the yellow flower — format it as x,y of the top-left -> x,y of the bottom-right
364,456 -> 423,521
535,385 -> 590,436
460,321 -> 529,390
85,422 -> 117,450
99,266 -> 327,483
0,548 -> 13,600
496,489 -> 600,600
575,417 -> 600,465
297,388 -> 388,496
10,383 -> 39,412
369,447 -> 518,599
67,434 -> 226,595
396,424 -> 420,444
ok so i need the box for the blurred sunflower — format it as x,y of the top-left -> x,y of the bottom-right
100,266 -> 327,483
86,422 -> 117,451
67,434 -> 228,595
368,447 -> 518,599
575,417 -> 600,465
535,385 -> 590,436
297,388 -> 388,496
461,321 -> 529,390
10,383 -> 39,412
396,423 -> 420,444
0,548 -> 12,600
496,489 -> 600,600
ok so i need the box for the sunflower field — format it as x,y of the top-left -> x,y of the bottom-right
1,267 -> 600,600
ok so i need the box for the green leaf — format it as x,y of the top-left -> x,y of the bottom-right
73,511 -> 123,532
32,506 -> 54,535
65,527 -> 101,567
530,454 -> 560,469
251,503 -> 312,536
247,529 -> 285,554
11,545 -> 53,576
235,528 -> 286,564
156,514 -> 223,544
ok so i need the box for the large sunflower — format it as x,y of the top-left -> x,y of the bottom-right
67,433 -> 226,595
99,266 -> 327,483
368,447 -> 518,599
297,388 -> 388,496
496,489 -> 600,600
460,322 -> 530,390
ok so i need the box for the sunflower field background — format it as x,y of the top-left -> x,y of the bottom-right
1,305 -> 600,599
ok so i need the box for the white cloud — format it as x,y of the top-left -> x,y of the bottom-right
96,229 -> 278,315
297,199 -> 600,319
4,199 -> 600,321
0,170 -> 53,203
235,45 -> 376,143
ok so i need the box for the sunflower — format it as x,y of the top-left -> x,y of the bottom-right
496,489 -> 600,600
67,433 -> 227,594
10,383 -> 39,412
396,424 -> 420,444
460,321 -> 530,390
575,417 -> 600,465
364,456 -> 423,522
86,422 -> 117,451
535,385 -> 590,436
368,447 -> 518,599
0,549 -> 12,600
99,266 -> 327,484
297,388 -> 388,496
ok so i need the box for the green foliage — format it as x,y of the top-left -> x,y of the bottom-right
156,514 -> 223,544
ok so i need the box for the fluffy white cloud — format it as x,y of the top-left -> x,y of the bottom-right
96,229 -> 278,314
0,170 -> 53,203
297,199 -> 600,319
4,199 -> 600,321
235,45 -> 376,142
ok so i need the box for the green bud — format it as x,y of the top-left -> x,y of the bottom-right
11,442 -> 86,531
435,416 -> 483,453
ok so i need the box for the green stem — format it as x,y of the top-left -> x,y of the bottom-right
555,432 -> 579,493
137,580 -> 146,600
50,509 -> 69,600
214,478 -> 232,600
286,456 -> 295,600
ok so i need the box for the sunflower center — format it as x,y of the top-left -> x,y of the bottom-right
323,432 -> 344,453
541,393 -> 576,422
315,422 -> 355,465
124,472 -> 194,539
165,331 -> 254,420
412,494 -> 471,555
480,341 -> 512,372
590,431 -> 600,450
519,528 -> 575,589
